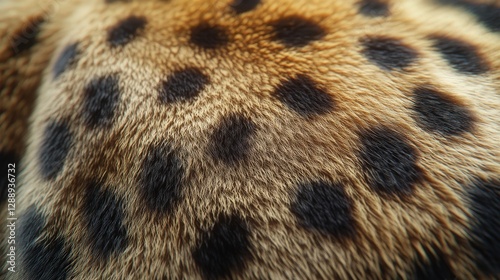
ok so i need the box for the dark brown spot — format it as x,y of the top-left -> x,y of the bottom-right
359,127 -> 421,197
209,114 -> 256,165
83,75 -> 121,128
18,205 -> 72,279
39,121 -> 73,180
190,23 -> 229,49
467,179 -> 500,276
431,35 -> 489,75
271,16 -> 325,47
159,67 -> 209,103
83,182 -> 128,259
361,36 -> 418,70
193,214 -> 252,279
291,181 -> 356,237
107,15 -> 147,47
139,144 -> 185,214
412,86 -> 474,136
53,42 -> 79,79
358,0 -> 390,17
231,0 -> 261,14
273,74 -> 334,116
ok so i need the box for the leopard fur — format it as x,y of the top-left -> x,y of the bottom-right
0,0 -> 499,279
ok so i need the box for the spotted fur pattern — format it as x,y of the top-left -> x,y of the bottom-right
1,0 -> 499,279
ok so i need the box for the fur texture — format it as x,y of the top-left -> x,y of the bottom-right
1,0 -> 499,279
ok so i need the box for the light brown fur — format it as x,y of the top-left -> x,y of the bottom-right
1,0 -> 499,279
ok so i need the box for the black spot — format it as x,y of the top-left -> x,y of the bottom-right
411,248 -> 456,280
190,23 -> 229,49
209,114 -> 256,165
290,181 -> 356,237
359,127 -> 421,196
436,0 -> 500,32
361,36 -> 418,70
271,16 -> 326,47
231,0 -> 260,14
358,0 -> 390,17
193,214 -> 252,280
18,206 -> 45,260
139,144 -> 184,214
431,36 -> 488,75
159,67 -> 209,103
467,179 -> 500,276
18,205 -> 72,280
53,42 -> 79,79
413,86 -> 473,136
83,75 -> 120,128
83,182 -> 128,259
10,16 -> 45,55
107,15 -> 147,47
273,74 -> 334,116
39,121 -> 73,180
0,151 -> 18,203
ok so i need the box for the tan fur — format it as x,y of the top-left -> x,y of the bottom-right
1,0 -> 499,279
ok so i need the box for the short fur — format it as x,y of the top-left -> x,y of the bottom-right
1,0 -> 499,279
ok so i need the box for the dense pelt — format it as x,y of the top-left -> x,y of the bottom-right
1,0 -> 499,279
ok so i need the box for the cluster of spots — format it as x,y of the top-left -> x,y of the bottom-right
188,14 -> 327,49
34,1 -> 263,276
18,0 -> 498,279
188,1 -> 326,50
357,8 -> 492,76
355,13 -> 485,141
